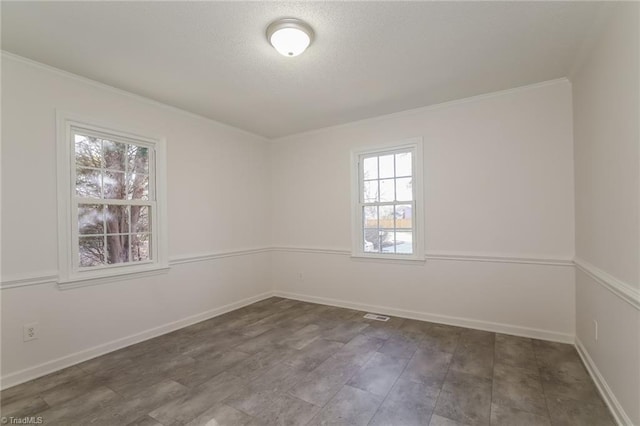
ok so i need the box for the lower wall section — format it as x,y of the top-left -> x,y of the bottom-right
272,250 -> 575,343
576,269 -> 640,426
7,247 -> 636,425
0,251 -> 272,389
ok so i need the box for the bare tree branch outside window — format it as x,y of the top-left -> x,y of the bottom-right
75,134 -> 151,267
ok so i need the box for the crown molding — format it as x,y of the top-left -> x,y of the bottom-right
2,51 -> 571,143
1,51 -> 268,142
273,78 -> 570,141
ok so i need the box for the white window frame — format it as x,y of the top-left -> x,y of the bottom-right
56,111 -> 169,287
351,138 -> 425,261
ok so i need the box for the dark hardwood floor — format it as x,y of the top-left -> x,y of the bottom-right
0,297 -> 614,425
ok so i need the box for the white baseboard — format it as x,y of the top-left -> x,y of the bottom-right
575,337 -> 632,426
274,290 -> 574,343
1,289 -> 577,391
0,291 -> 275,390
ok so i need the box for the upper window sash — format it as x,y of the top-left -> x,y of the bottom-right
358,149 -> 415,205
71,126 -> 157,202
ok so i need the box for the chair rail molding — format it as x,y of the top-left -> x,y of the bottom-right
1,247 -> 272,290
271,246 -> 575,267
2,246 -> 579,290
574,257 -> 640,310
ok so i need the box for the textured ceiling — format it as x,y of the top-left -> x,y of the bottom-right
1,1 -> 605,138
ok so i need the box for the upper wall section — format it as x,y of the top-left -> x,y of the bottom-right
1,54 -> 271,278
572,3 -> 640,288
270,80 -> 575,259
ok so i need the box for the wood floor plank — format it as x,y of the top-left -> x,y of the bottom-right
0,298 -> 613,426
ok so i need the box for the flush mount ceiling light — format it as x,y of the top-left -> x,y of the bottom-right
266,18 -> 314,57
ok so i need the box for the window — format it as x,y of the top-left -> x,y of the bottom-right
57,113 -> 168,285
351,139 -> 424,260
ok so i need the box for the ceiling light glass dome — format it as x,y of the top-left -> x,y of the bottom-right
267,18 -> 314,57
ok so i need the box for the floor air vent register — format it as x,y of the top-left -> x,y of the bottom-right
363,313 -> 390,322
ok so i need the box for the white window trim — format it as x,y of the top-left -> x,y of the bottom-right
350,138 -> 425,262
56,111 -> 169,288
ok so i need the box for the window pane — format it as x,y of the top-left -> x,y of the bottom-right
396,177 -> 413,201
131,206 -> 150,233
75,135 -> 102,168
107,234 -> 130,264
395,231 -> 413,254
76,168 -> 102,198
379,205 -> 394,229
380,230 -> 395,253
363,181 -> 378,202
103,140 -> 126,171
127,173 -> 149,200
396,205 -> 413,229
362,157 -> 378,180
131,233 -> 151,261
104,171 -> 126,199
105,205 -> 130,234
78,204 -> 104,234
396,152 -> 412,177
357,147 -> 417,257
79,236 -> 104,267
379,179 -> 395,202
363,206 -> 378,228
128,145 -> 149,174
363,229 -> 379,253
379,154 -> 394,178
363,206 -> 379,252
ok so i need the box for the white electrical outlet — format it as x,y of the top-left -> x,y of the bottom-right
593,319 -> 598,341
23,322 -> 39,342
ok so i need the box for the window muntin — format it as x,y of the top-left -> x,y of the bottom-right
353,140 -> 423,260
58,113 -> 167,285
360,149 -> 415,255
72,129 -> 156,270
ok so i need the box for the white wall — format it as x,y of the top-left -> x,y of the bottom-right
270,80 -> 576,342
0,54 -> 272,387
6,20 -> 636,419
572,3 -> 640,425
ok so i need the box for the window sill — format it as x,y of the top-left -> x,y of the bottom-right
57,264 -> 170,290
350,253 -> 426,265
